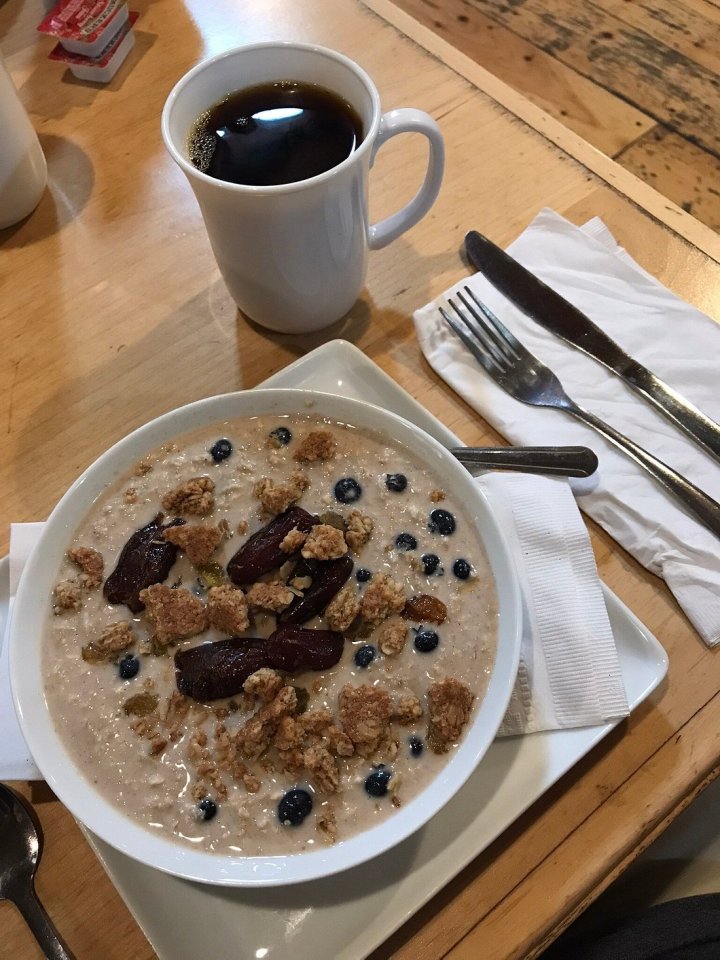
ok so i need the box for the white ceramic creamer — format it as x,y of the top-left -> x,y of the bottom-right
0,53 -> 47,230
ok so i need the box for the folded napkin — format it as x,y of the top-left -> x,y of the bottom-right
1,472 -> 629,782
478,473 -> 628,735
415,209 -> 720,647
1,524 -> 43,780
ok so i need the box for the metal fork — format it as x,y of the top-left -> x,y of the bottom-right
440,286 -> 720,539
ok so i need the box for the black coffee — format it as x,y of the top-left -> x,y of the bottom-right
188,80 -> 363,186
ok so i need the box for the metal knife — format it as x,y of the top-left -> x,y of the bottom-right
465,229 -> 720,464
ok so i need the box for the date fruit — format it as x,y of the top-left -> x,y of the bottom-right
104,514 -> 185,613
265,624 -> 344,672
175,638 -> 269,701
280,554 -> 354,624
227,506 -> 318,585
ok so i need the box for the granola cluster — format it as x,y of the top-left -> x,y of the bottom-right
163,523 -> 222,565
280,526 -> 307,554
378,618 -> 408,656
82,621 -> 136,663
324,585 -> 361,632
246,580 -> 294,613
301,523 -> 347,561
361,573 -> 406,624
427,678 -> 475,751
161,476 -> 215,515
52,546 -> 104,613
254,470 -> 309,515
293,429 -> 336,462
207,584 -> 249,634
139,584 -> 207,647
67,546 -> 104,589
345,510 -> 373,552
339,684 -> 393,758
52,579 -> 83,614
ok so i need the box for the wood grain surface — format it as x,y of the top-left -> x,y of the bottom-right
392,0 -> 720,232
1,0 -> 720,958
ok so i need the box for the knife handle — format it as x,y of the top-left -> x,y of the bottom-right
570,402 -> 720,538
450,446 -> 598,478
625,363 -> 720,463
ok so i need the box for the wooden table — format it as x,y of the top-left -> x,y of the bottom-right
2,1 -> 720,957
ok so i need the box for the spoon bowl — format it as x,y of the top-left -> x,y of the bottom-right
0,784 -> 75,959
0,782 -> 40,895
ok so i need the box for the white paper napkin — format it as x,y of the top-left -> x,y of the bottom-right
414,209 -> 720,647
479,473 -> 628,734
0,524 -> 43,780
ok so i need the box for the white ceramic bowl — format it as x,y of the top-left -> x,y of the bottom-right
10,389 -> 521,886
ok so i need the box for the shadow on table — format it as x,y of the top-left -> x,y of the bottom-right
0,134 -> 94,247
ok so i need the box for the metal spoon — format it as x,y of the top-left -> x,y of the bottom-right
451,445 -> 598,478
0,783 -> 76,960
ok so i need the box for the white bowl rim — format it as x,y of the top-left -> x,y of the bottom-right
10,388 -> 521,886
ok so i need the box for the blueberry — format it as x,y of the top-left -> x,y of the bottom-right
428,509 -> 456,536
118,654 -> 140,680
278,788 -> 313,826
409,736 -> 424,756
356,568 -> 372,583
414,629 -> 439,653
385,473 -> 407,493
364,766 -> 392,797
354,644 -> 376,668
453,558 -> 472,580
334,477 -> 362,504
209,438 -> 233,463
421,553 -> 441,576
198,797 -> 217,821
269,426 -> 292,446
395,532 -> 417,551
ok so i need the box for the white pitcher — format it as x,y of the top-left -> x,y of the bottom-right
0,52 -> 47,230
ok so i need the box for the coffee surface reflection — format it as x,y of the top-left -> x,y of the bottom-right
188,80 -> 363,186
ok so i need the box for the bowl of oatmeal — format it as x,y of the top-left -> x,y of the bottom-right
10,388 -> 521,885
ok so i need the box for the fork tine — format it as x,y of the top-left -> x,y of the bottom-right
455,288 -> 516,364
461,287 -> 528,360
447,295 -> 507,368
439,305 -> 504,376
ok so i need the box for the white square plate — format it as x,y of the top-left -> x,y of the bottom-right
5,341 -> 666,960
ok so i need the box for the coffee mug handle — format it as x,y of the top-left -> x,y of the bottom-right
367,108 -> 444,250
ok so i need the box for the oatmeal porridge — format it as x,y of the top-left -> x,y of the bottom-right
43,414 -> 498,855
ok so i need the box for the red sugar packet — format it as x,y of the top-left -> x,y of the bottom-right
38,0 -> 127,42
48,11 -> 137,73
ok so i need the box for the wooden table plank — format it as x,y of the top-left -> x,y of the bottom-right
445,0 -> 720,156
387,0 -> 655,156
600,0 -> 720,75
617,127 -> 720,230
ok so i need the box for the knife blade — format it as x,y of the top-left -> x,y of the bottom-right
465,229 -> 720,463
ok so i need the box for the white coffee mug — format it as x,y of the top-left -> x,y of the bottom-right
161,42 -> 444,333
